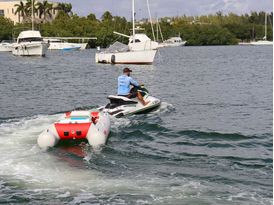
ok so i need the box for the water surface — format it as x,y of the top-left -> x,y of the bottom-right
0,46 -> 272,204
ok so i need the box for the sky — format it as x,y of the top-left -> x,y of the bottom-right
47,0 -> 273,19
2,0 -> 273,19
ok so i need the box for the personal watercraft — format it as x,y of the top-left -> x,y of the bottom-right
37,110 -> 110,149
98,86 -> 161,118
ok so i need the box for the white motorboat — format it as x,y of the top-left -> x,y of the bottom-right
155,19 -> 186,48
44,38 -> 87,50
12,0 -> 48,56
0,40 -> 14,52
99,86 -> 161,118
37,110 -> 111,149
158,37 -> 187,48
95,0 -> 158,65
12,30 -> 48,56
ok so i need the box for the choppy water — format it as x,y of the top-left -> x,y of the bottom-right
0,46 -> 272,204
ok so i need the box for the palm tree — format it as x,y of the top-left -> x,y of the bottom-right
14,1 -> 26,23
24,0 -> 38,22
36,0 -> 53,22
56,3 -> 73,16
102,11 -> 113,22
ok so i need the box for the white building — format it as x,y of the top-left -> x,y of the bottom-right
0,0 -> 58,24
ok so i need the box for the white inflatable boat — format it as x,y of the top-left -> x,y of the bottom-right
37,110 -> 110,149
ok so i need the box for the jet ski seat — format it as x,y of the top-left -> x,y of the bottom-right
106,95 -> 137,108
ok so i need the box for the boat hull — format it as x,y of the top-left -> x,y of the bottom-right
158,41 -> 186,48
47,42 -> 87,50
250,40 -> 273,45
12,42 -> 48,56
62,46 -> 81,51
95,49 -> 157,65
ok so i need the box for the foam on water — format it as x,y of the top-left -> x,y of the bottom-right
0,112 -> 238,204
152,101 -> 175,114
0,115 -> 102,188
0,113 -> 195,201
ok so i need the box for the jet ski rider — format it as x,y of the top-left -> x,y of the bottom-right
117,67 -> 150,106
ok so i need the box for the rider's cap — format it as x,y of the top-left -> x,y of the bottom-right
123,67 -> 132,73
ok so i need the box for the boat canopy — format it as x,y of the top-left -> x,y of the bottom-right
105,41 -> 129,53
18,30 -> 42,39
129,34 -> 151,43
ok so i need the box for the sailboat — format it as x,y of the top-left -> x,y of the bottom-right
95,0 -> 158,65
250,13 -> 273,46
12,0 -> 48,56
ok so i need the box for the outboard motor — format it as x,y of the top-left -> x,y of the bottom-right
111,55 -> 115,64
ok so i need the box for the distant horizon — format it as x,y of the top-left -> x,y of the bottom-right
0,0 -> 273,20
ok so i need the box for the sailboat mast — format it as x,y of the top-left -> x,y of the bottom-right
146,0 -> 155,41
265,12 -> 267,40
158,19 -> 164,42
156,17 -> 159,42
132,0 -> 135,43
31,0 -> 34,30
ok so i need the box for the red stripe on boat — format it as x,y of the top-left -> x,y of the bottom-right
55,123 -> 92,140
91,111 -> 99,117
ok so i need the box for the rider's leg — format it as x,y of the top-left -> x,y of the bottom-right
137,91 -> 150,106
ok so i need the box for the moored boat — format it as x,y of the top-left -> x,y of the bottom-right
95,0 -> 158,65
12,30 -> 48,56
44,38 -> 87,50
158,37 -> 187,48
0,40 -> 14,52
95,38 -> 157,64
12,0 -> 48,56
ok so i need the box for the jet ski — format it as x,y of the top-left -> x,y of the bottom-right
99,86 -> 161,118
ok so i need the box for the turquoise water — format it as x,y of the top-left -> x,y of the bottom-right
0,46 -> 272,204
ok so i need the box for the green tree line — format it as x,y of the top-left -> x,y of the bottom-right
0,1 -> 272,47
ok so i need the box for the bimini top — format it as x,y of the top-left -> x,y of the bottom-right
17,30 -> 42,39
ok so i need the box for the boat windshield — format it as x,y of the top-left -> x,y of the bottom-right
130,39 -> 141,43
18,37 -> 43,43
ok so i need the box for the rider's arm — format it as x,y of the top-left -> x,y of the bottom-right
129,77 -> 139,87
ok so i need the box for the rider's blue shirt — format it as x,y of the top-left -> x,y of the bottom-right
117,75 -> 139,95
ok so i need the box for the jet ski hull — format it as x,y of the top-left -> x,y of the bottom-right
131,103 -> 160,115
